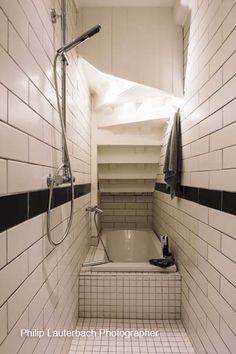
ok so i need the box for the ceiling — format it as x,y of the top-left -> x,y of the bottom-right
78,0 -> 175,7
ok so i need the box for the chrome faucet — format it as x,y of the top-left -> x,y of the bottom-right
86,205 -> 103,213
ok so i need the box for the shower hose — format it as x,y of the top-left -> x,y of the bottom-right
47,53 -> 74,246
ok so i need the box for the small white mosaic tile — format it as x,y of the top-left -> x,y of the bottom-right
79,273 -> 181,319
69,318 -> 195,354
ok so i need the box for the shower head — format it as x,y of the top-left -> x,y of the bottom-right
57,24 -> 101,55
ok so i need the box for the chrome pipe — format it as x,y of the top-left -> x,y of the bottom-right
47,1 -> 101,247
61,0 -> 67,167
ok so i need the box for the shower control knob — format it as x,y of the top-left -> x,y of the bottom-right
54,175 -> 64,185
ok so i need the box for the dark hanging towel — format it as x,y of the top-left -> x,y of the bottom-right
163,109 -> 182,199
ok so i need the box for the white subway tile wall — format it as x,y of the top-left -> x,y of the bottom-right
154,1 -> 236,353
79,272 -> 181,320
0,1 -> 91,354
100,193 -> 152,230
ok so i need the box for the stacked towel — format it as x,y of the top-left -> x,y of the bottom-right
163,109 -> 182,199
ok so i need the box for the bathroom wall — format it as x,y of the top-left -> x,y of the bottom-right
153,1 -> 236,353
100,193 -> 152,230
0,1 -> 92,353
78,6 -> 183,96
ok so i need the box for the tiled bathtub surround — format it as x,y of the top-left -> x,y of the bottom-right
79,272 -> 181,320
100,193 -> 152,230
0,1 -> 91,353
154,1 -> 236,353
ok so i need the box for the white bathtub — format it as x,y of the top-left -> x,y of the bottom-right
84,229 -> 176,272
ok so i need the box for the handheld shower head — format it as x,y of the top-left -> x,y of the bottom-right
57,24 -> 101,55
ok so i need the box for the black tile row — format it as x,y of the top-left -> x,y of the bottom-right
155,183 -> 236,216
0,184 -> 91,233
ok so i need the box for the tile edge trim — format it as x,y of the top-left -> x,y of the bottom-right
0,183 -> 91,232
155,183 -> 236,216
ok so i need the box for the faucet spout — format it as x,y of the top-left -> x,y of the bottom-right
86,205 -> 103,213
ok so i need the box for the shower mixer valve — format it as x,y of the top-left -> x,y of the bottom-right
47,173 -> 75,187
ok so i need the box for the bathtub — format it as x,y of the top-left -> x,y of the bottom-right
84,229 -> 176,272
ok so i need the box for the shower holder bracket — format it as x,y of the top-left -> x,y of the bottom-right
50,9 -> 61,24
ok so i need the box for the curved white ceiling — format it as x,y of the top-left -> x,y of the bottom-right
79,0 -> 175,7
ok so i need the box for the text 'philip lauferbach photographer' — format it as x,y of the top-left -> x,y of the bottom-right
21,328 -> 159,339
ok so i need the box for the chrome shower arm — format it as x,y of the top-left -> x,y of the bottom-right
57,24 -> 101,54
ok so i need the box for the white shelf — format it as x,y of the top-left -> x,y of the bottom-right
99,179 -> 156,192
98,163 -> 158,179
98,146 -> 161,164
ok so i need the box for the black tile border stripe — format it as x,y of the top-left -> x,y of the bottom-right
155,183 -> 236,216
0,183 -> 91,233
